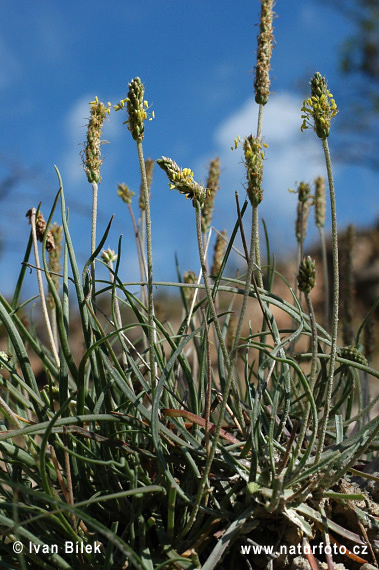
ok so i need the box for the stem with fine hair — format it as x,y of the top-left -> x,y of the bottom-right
252,203 -> 263,288
128,202 -> 148,309
254,106 -> 265,288
137,140 -> 157,390
91,180 -> 98,302
316,138 -> 339,462
256,104 -> 264,140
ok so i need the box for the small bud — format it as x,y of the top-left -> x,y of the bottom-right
297,256 -> 316,294
101,248 -> 118,264
0,351 -> 11,370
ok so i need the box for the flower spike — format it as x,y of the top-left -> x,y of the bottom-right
82,97 -> 110,183
243,135 -> 266,206
114,77 -> 154,142
297,256 -> 316,294
301,72 -> 338,139
254,0 -> 275,105
157,156 -> 207,207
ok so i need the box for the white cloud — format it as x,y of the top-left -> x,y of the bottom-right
205,92 -> 327,249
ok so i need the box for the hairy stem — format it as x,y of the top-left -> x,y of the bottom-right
252,204 -> 263,288
254,104 -> 265,288
256,104 -> 264,140
137,140 -> 157,390
128,203 -> 148,309
316,138 -> 339,462
91,180 -> 98,304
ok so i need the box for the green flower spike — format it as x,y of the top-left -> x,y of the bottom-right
339,345 -> 368,367
202,157 -> 220,234
117,183 -> 135,205
156,156 -> 207,207
301,72 -> 338,139
243,135 -> 266,206
297,256 -> 316,294
114,77 -> 154,142
83,96 -> 111,184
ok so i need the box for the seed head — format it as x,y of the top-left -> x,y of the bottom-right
157,156 -> 207,207
26,209 -> 55,252
314,176 -> 326,228
295,182 -> 311,243
301,72 -> 338,139
297,256 -> 316,294
211,230 -> 227,276
243,135 -> 265,206
254,0 -> 275,105
83,96 -> 111,184
202,157 -> 220,234
47,223 -> 63,309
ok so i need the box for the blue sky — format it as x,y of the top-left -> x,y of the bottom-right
0,1 -> 377,298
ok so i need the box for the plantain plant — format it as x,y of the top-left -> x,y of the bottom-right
0,1 -> 378,568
